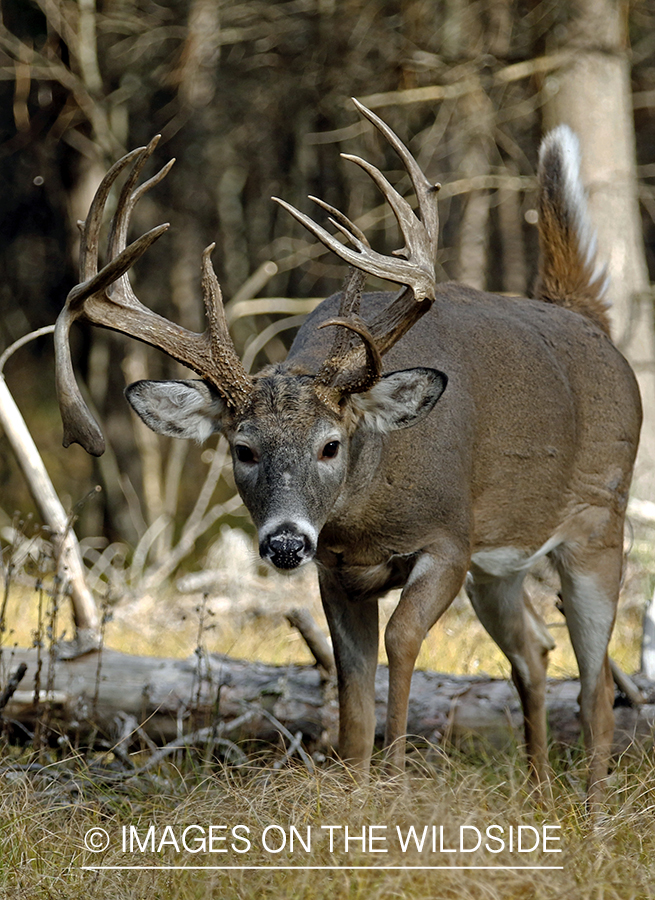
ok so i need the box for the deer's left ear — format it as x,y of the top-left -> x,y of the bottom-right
125,379 -> 228,442
349,368 -> 447,433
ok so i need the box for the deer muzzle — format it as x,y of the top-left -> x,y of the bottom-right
258,521 -> 317,570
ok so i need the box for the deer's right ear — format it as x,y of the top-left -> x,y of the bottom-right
125,379 -> 228,442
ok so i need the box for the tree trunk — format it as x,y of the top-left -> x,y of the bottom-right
2,647 -> 653,758
544,0 -> 655,497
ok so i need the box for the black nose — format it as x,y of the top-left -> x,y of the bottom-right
259,525 -> 314,570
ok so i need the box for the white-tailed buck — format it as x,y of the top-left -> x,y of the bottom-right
55,101 -> 641,804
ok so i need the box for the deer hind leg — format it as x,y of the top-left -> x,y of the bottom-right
553,542 -> 621,808
466,568 -> 555,792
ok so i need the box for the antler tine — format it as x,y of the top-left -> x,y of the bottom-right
351,97 -> 440,256
319,271 -> 382,380
339,152 -> 420,258
107,139 -> 176,315
200,245 -> 254,408
273,102 -> 443,408
57,160 -> 172,456
274,100 -> 438,302
273,195 -> 365,257
273,195 -> 435,301
327,216 -> 366,250
54,304 -> 105,454
308,196 -> 370,247
317,317 -> 382,399
311,267 -> 383,411
66,224 -> 171,311
79,146 -> 145,281
107,136 -> 163,267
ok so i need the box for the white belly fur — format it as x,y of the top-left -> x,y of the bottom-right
470,535 -> 562,578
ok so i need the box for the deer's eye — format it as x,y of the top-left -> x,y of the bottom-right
235,444 -> 257,464
320,440 -> 340,460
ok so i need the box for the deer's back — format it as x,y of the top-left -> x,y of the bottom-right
289,283 -> 641,556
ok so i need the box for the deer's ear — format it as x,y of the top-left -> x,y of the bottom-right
349,368 -> 447,433
125,379 -> 228,442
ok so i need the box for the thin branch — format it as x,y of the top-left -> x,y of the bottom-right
226,260 -> 279,308
226,297 -> 323,327
0,326 -> 55,375
242,315 -> 307,373
286,608 -> 334,675
609,659 -> 645,707
180,437 -> 231,544
0,663 -> 28,712
357,53 -> 574,110
141,493 -> 244,591
134,710 -> 256,774
255,706 -> 315,774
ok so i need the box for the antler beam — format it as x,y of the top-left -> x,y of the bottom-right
273,98 -> 441,407
273,98 -> 439,303
55,138 -> 253,456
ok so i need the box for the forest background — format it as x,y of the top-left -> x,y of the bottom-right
1,0 -> 655,603
2,8 -> 655,899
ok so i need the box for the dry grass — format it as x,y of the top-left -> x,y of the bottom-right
0,525 -> 653,898
0,749 -> 654,899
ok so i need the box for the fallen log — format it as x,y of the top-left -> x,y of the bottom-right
1,648 -> 653,758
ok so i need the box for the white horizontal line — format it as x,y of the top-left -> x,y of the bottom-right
82,865 -> 564,871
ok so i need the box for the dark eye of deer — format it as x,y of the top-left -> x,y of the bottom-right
235,444 -> 256,464
320,440 -> 340,460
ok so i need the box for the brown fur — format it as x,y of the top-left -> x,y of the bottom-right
118,123 -> 642,808
535,137 -> 612,336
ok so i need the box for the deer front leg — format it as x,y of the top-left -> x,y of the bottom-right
384,543 -> 468,769
318,568 -> 380,773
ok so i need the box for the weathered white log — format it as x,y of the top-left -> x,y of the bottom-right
1,648 -> 653,757
0,351 -> 100,655
641,588 -> 655,680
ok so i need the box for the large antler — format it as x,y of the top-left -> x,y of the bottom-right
55,137 -> 253,456
273,98 -> 440,410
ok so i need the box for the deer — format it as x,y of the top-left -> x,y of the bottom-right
54,100 -> 641,805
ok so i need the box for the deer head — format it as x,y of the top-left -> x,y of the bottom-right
55,101 -> 447,569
